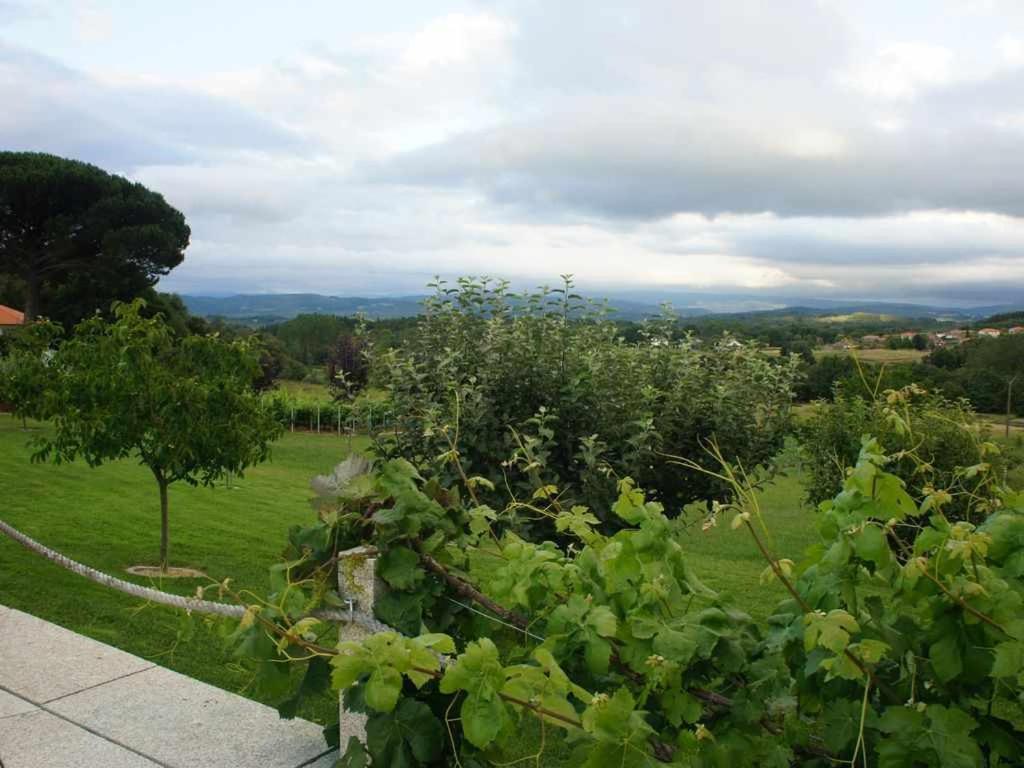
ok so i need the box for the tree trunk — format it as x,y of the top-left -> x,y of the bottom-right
23,272 -> 41,322
1008,375 -> 1018,439
157,475 -> 170,571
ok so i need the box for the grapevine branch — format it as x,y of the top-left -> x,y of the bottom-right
918,565 -> 1007,635
416,546 -> 532,630
418,540 -> 737,711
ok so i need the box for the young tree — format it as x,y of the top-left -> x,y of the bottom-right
33,300 -> 282,571
0,152 -> 189,324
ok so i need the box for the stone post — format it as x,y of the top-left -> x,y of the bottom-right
336,545 -> 381,747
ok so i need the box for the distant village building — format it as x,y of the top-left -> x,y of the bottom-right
1009,326 -> 1024,335
978,328 -> 1002,338
0,305 -> 25,335
860,334 -> 886,347
934,328 -> 967,346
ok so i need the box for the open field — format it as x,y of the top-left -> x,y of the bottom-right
814,347 -> 928,364
977,412 -> 1024,436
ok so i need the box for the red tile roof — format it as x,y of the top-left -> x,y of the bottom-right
0,305 -> 25,326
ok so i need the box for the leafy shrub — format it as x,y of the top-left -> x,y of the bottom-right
799,386 -> 1003,541
372,277 -> 799,519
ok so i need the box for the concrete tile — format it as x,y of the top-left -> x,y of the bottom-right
0,608 -> 153,702
0,688 -> 36,719
50,665 -> 331,768
0,709 -> 160,767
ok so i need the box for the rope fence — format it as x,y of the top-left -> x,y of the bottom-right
0,518 -> 388,632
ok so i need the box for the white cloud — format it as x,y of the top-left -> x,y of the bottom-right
4,1 -> 1024,306
398,12 -> 515,73
840,42 -> 955,100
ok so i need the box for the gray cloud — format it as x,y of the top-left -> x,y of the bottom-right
370,77 -> 1024,220
0,41 -> 308,170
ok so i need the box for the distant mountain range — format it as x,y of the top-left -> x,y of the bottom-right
179,292 -> 1022,324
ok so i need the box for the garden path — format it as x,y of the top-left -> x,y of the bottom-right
0,605 -> 337,768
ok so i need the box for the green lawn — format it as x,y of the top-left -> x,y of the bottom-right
675,443 -> 819,620
0,417 -> 822,767
0,416 -> 366,722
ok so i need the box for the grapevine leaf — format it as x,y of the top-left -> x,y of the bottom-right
332,650 -> 372,690
923,705 -> 982,768
461,690 -> 509,748
804,610 -> 859,654
338,736 -> 370,768
652,628 -> 698,665
365,666 -> 403,712
366,698 -> 443,767
439,638 -> 505,697
991,640 -> 1024,679
378,546 -> 425,590
584,636 -> 612,675
374,591 -> 424,636
930,633 -> 963,683
660,688 -> 702,727
854,525 -> 891,566
587,605 -> 618,637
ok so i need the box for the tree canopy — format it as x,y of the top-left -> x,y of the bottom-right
0,152 -> 189,324
28,300 -> 281,569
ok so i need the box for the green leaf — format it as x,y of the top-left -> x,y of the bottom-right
365,666 -> 403,712
365,698 -> 443,767
412,632 -> 456,654
461,691 -> 509,748
660,688 -> 702,727
804,610 -> 859,654
332,651 -> 372,691
374,590 -> 423,636
929,633 -> 963,683
854,525 -> 890,566
378,547 -> 424,590
612,478 -> 646,525
587,605 -> 618,638
584,636 -> 612,675
874,473 -> 918,520
924,705 -> 981,768
991,640 -> 1024,679
337,736 -> 370,768
652,627 -> 698,665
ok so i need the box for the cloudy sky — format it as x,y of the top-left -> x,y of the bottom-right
3,0 -> 1024,305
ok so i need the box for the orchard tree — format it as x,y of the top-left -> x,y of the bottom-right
0,152 -> 189,324
33,300 -> 282,571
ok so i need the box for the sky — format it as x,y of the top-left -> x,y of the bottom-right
3,0 -> 1024,306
